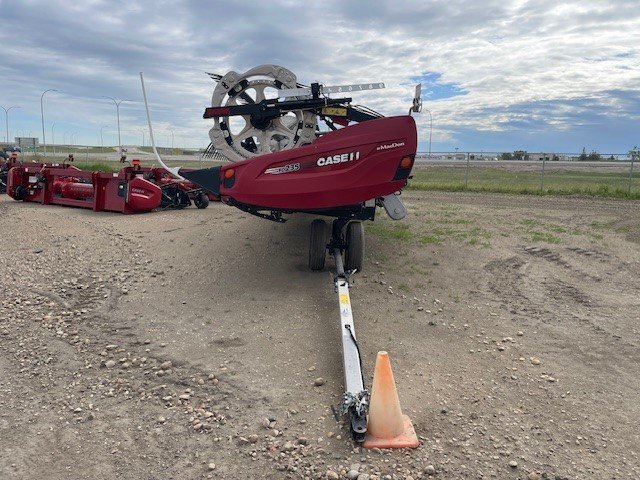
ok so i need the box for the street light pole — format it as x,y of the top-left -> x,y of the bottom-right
40,89 -> 58,156
1,105 -> 20,144
103,97 -> 129,155
424,109 -> 433,159
51,122 -> 56,156
170,129 -> 175,154
100,125 -> 109,154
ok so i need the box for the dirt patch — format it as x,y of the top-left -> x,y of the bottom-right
1,191 -> 639,479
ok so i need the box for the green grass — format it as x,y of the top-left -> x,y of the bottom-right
419,234 -> 440,244
530,231 -> 562,243
76,162 -> 120,172
520,219 -> 566,243
589,220 -> 629,233
42,146 -> 115,154
367,215 -> 491,247
515,216 -> 626,244
408,166 -> 640,199
366,221 -> 413,241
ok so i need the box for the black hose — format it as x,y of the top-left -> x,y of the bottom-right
345,324 -> 366,387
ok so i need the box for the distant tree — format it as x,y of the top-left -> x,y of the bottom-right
587,150 -> 602,161
500,152 -> 513,160
552,154 -> 559,161
629,146 -> 639,161
579,147 -> 588,161
608,155 -> 615,161
513,150 -> 528,161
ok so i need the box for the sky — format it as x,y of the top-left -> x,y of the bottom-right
0,0 -> 639,153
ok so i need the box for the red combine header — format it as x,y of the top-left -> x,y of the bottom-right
5,159 -> 216,213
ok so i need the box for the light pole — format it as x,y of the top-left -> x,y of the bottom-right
424,109 -> 433,159
100,125 -> 109,154
40,89 -> 58,156
170,129 -> 175,154
51,122 -> 56,156
139,129 -> 145,148
1,105 -> 20,144
103,97 -> 129,155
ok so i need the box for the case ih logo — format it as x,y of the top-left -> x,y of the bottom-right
376,141 -> 405,151
316,151 -> 360,167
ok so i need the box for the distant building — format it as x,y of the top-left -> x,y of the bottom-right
527,153 -> 575,161
528,152 -> 552,161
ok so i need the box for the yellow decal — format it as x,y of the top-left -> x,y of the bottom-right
322,107 -> 348,116
339,294 -> 350,305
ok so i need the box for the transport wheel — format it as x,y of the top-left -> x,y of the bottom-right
194,192 -> 210,209
309,219 -> 327,271
344,221 -> 364,272
13,185 -> 26,201
174,189 -> 190,209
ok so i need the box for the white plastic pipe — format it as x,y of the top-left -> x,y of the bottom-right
139,72 -> 184,179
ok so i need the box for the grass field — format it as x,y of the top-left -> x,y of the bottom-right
409,165 -> 640,199
43,146 -> 116,154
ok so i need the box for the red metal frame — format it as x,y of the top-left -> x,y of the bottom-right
6,162 -> 218,214
184,115 -> 417,212
8,164 -> 161,213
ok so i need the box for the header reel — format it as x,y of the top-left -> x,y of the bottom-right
207,65 -> 317,162
204,64 -> 390,162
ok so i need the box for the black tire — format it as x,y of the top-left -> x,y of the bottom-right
177,189 -> 191,208
13,185 -> 27,201
344,221 -> 364,272
194,192 -> 210,209
309,219 -> 327,271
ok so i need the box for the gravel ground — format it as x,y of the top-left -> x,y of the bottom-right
0,191 -> 638,479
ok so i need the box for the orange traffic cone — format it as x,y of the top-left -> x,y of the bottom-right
362,351 -> 419,449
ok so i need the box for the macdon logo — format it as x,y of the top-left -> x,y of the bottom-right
376,141 -> 405,151
316,151 -> 360,167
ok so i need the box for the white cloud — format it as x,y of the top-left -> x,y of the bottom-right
0,0 -> 638,151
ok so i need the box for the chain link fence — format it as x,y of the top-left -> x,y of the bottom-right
10,144 -> 211,171
411,152 -> 639,198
